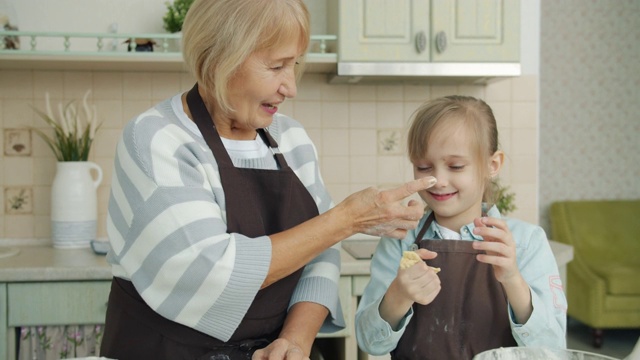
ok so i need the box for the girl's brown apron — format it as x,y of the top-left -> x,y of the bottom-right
101,84 -> 320,360
391,213 -> 517,360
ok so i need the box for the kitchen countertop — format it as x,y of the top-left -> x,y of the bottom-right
0,239 -> 572,283
0,243 -> 371,282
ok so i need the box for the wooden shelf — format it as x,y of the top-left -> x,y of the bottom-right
0,52 -> 337,73
0,31 -> 338,73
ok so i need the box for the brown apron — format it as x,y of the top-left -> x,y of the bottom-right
101,84 -> 320,360
391,213 -> 517,360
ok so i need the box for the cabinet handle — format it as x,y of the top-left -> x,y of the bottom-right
435,31 -> 447,53
415,31 -> 427,54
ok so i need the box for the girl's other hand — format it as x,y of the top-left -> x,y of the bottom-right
471,217 -> 520,284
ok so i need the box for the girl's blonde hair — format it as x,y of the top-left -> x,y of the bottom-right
407,95 -> 501,204
181,0 -> 310,114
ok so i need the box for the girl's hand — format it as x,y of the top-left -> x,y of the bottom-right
380,249 -> 440,329
472,216 -> 533,324
471,217 -> 520,284
393,252 -> 441,305
252,338 -> 309,360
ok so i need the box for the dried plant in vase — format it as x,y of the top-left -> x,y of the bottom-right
31,90 -> 101,161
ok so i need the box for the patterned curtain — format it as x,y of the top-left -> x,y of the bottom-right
18,325 -> 103,360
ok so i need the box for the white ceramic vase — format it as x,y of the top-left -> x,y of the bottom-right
50,161 -> 103,249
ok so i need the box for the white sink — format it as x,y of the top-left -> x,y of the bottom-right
0,246 -> 20,259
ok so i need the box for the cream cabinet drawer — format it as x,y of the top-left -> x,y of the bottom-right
8,281 -> 111,326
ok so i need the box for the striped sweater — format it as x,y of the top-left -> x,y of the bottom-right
106,95 -> 344,342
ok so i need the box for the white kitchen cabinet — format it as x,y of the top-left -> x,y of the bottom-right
431,0 -> 520,62
328,0 -> 431,62
328,0 -> 520,62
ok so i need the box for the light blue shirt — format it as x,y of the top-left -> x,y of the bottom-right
355,205 -> 567,356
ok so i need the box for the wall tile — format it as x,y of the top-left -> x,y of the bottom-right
376,102 -> 405,128
511,128 -> 538,156
293,101 -> 322,129
431,85 -> 458,99
63,72 -> 93,100
321,83 -> 349,102
321,129 -> 349,156
0,70 -> 34,99
512,75 -> 538,102
491,102 -> 512,129
4,214 -> 35,238
485,78 -> 512,102
512,102 -> 537,129
349,129 -> 377,156
123,72 -> 153,100
32,158 -> 56,186
92,129 -> 122,158
325,183 -> 351,204
403,102 -> 423,124
376,85 -> 404,102
321,156 -> 350,184
296,75 -> 323,100
3,157 -> 33,186
33,71 -> 64,99
93,72 -> 124,100
349,85 -> 376,101
151,73 -> 182,101
321,101 -> 349,128
95,100 -> 124,129
377,155 -> 405,183
348,102 -> 376,129
510,155 -> 538,184
349,156 -> 378,184
31,185 -> 50,217
458,85 -> 486,99
34,215 -> 51,238
3,99 -> 34,127
402,84 -> 430,102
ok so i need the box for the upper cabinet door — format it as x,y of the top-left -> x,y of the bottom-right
430,0 -> 520,62
332,0 -> 431,62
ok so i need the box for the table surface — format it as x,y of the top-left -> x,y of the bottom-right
0,238 -> 573,282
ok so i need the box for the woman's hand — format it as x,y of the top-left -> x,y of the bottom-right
252,338 -> 309,360
379,249 -> 440,329
341,176 -> 437,239
472,216 -> 533,324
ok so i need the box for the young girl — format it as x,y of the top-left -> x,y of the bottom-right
355,96 -> 567,359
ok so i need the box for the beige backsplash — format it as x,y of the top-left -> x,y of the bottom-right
0,70 -> 539,240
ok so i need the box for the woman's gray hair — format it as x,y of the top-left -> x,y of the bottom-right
181,0 -> 310,114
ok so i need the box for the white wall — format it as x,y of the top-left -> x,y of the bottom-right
6,0 -> 166,33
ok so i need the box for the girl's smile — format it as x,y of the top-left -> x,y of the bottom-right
428,191 -> 457,202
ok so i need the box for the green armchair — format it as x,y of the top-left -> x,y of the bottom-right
550,200 -> 640,347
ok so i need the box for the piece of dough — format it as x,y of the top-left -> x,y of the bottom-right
400,251 -> 441,273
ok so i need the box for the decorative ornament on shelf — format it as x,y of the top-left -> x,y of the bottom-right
0,3 -> 20,50
31,90 -> 103,249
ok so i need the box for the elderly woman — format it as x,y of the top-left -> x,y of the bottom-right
100,0 -> 435,359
